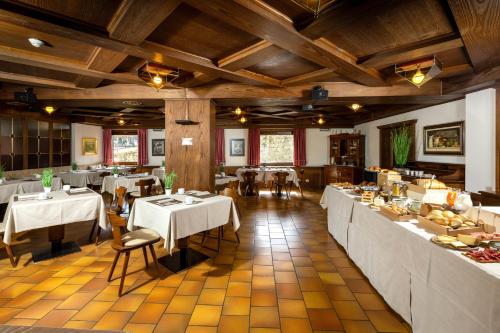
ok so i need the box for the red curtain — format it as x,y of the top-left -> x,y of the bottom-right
138,129 -> 148,166
215,128 -> 225,165
248,128 -> 260,166
293,128 -> 307,166
103,129 -> 113,165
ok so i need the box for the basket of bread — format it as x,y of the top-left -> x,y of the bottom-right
417,207 -> 483,236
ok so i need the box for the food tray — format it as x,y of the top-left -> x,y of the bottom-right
430,236 -> 476,251
462,248 -> 500,263
417,215 -> 483,236
379,206 -> 414,222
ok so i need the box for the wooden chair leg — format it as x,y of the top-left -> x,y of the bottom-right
148,244 -> 160,277
95,226 -> 101,245
201,231 -> 207,246
234,230 -> 240,244
119,251 -> 130,296
4,245 -> 16,268
108,251 -> 120,282
88,220 -> 97,243
142,247 -> 149,268
217,226 -> 222,253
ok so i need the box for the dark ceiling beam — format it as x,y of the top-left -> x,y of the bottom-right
184,0 -> 387,86
76,0 -> 182,88
442,64 -> 500,95
447,0 -> 500,72
0,71 -> 79,89
0,7 -> 281,87
0,45 -> 141,84
360,36 -> 464,69
281,68 -> 336,86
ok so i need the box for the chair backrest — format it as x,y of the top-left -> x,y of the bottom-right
273,172 -> 289,185
135,178 -> 155,197
106,210 -> 127,248
243,171 -> 258,183
115,186 -> 127,211
100,171 -> 111,178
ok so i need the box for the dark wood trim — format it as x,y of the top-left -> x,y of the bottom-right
377,119 -> 417,129
496,82 -> 500,190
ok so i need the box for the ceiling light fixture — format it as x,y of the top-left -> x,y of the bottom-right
28,38 -> 44,48
239,116 -> 247,124
138,61 -> 179,91
317,117 -> 325,125
117,119 -> 126,126
348,103 -> 362,112
44,106 -> 55,114
395,56 -> 442,88
234,106 -> 242,116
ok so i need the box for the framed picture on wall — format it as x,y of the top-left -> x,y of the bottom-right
82,137 -> 97,155
152,139 -> 165,156
230,139 -> 245,156
423,121 -> 464,155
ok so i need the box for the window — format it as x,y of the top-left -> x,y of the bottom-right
260,133 -> 294,164
112,134 -> 138,163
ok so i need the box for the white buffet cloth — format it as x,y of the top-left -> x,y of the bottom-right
101,174 -> 160,197
2,189 -> 106,245
127,191 -> 240,254
324,189 -> 500,332
235,167 -> 299,186
0,177 -> 62,204
57,170 -> 104,188
319,186 -> 356,249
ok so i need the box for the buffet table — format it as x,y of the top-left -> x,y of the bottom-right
321,186 -> 500,333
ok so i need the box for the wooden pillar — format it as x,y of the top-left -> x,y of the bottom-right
496,82 -> 500,191
164,99 -> 215,192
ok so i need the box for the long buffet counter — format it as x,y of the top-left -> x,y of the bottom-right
320,186 -> 500,333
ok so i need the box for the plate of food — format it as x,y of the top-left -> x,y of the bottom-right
463,248 -> 500,263
431,235 -> 480,251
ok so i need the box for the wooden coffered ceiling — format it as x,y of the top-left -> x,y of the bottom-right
0,0 -> 498,128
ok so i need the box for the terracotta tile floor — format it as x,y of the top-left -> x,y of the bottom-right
0,190 -> 411,332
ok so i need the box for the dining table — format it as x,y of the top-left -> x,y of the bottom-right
56,170 -> 105,188
101,174 -> 160,197
2,188 -> 106,262
235,167 -> 299,195
127,190 -> 240,272
0,177 -> 62,204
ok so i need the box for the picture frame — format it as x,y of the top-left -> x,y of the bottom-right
230,139 -> 245,156
423,121 -> 464,155
82,137 -> 97,155
152,139 -> 165,156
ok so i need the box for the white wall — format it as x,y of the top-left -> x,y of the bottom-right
306,128 -> 354,166
71,123 -> 103,166
147,129 -> 165,166
354,99 -> 466,167
465,88 -> 496,192
224,128 -> 248,166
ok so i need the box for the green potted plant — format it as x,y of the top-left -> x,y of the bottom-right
219,163 -> 225,177
71,162 -> 78,172
0,164 -> 5,184
392,126 -> 412,168
161,160 -> 166,170
163,170 -> 177,196
112,165 -> 119,178
41,168 -> 53,193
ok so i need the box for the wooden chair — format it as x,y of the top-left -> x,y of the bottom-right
295,168 -> 305,197
242,171 -> 259,197
271,172 -> 290,198
89,186 -> 127,244
128,179 -> 155,206
107,210 -> 161,296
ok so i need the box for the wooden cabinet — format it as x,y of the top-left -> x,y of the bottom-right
324,165 -> 362,185
329,134 -> 365,166
325,134 -> 365,185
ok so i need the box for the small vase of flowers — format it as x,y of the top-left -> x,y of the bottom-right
161,160 -> 166,170
71,162 -> 78,172
164,170 -> 177,196
112,165 -> 119,178
0,164 -> 5,184
219,163 -> 225,177
41,168 -> 53,193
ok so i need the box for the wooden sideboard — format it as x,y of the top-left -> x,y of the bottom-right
324,165 -> 363,185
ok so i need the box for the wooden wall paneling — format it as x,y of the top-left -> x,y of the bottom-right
377,120 -> 417,169
496,82 -> 500,191
165,99 -> 215,192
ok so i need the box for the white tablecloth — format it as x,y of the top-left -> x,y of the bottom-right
215,175 -> 238,186
235,168 -> 299,186
128,192 -> 240,253
2,189 -> 106,244
0,178 -> 62,204
321,186 -> 500,333
101,174 -> 160,197
57,170 -> 104,188
152,168 -> 165,179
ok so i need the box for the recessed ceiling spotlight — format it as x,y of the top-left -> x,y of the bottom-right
117,119 -> 126,126
122,100 -> 143,106
44,106 -> 55,114
28,38 -> 45,48
348,103 -> 362,112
